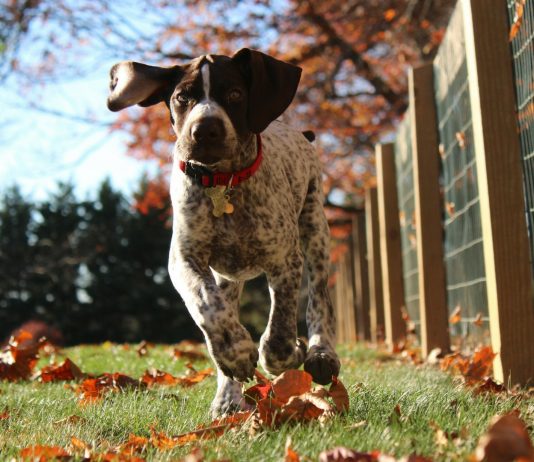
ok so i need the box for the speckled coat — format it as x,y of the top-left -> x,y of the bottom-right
107,49 -> 340,416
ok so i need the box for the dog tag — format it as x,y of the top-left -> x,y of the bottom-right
205,186 -> 234,217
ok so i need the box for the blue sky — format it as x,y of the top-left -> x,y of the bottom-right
0,56 -> 158,202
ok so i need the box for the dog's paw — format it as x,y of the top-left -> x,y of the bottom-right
216,338 -> 258,383
304,345 -> 340,385
259,337 -> 307,376
210,380 -> 253,418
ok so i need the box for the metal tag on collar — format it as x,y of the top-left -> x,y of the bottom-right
204,175 -> 235,217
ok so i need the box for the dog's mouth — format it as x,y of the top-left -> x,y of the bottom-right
186,144 -> 230,166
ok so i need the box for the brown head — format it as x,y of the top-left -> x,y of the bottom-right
107,49 -> 301,166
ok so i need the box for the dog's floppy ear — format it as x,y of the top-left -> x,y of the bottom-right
232,48 -> 302,133
107,61 -> 182,112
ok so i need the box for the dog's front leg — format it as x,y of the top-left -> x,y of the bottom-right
168,245 -> 258,383
259,250 -> 307,376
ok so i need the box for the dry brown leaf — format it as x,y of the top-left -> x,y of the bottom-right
329,376 -> 349,413
19,445 -> 71,460
319,446 -> 381,461
285,437 -> 300,462
272,370 -> 313,403
449,305 -> 461,324
474,411 -> 534,461
473,312 -> 484,327
40,358 -> 85,383
510,0 -> 526,41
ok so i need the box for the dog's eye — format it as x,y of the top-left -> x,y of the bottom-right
228,89 -> 243,103
176,94 -> 191,105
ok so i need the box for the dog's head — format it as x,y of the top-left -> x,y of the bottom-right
107,49 -> 301,166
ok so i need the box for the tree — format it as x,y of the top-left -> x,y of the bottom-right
3,0 -> 454,210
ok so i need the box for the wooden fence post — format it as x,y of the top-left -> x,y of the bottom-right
334,251 -> 357,343
366,187 -> 385,343
462,0 -> 534,385
376,143 -> 406,347
352,213 -> 371,341
409,64 -> 451,357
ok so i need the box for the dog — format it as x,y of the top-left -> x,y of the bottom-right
107,48 -> 340,416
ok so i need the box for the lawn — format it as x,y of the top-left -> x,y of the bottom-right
0,342 -> 532,461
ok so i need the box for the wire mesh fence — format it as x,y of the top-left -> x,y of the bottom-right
433,3 -> 489,342
508,0 -> 534,270
394,114 -> 420,335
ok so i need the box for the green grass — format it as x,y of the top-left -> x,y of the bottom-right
1,343 -> 532,461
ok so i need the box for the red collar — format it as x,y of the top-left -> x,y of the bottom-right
179,134 -> 262,188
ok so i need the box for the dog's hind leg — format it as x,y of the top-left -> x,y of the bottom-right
298,177 -> 340,385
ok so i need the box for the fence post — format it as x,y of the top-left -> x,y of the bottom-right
376,143 -> 406,347
334,251 -> 357,343
352,213 -> 371,341
365,187 -> 385,343
409,64 -> 451,357
462,0 -> 534,385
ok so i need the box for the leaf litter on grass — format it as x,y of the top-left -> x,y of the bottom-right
7,338 -> 534,461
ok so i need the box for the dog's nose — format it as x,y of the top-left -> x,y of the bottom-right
191,117 -> 225,144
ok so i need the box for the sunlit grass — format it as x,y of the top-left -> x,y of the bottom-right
0,343 -> 532,461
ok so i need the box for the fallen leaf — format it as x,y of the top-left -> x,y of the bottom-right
0,407 -> 9,420
280,390 -> 335,423
319,446 -> 380,461
140,369 -> 182,387
329,376 -> 349,412
136,340 -> 152,357
509,0 -> 526,41
172,349 -> 207,361
244,382 -> 272,405
445,202 -> 456,218
456,131 -> 467,149
285,437 -> 300,462
474,411 -> 534,461
75,373 -> 144,404
0,333 -> 46,381
40,358 -> 85,383
53,415 -> 86,426
474,377 -> 506,395
449,305 -> 461,324
473,312 -> 484,327
272,370 -> 313,403
20,445 -> 71,460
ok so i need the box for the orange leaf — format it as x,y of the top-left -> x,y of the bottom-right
40,358 -> 85,383
509,0 -> 526,41
329,376 -> 349,413
285,438 -> 300,462
244,382 -> 272,405
475,411 -> 534,461
318,447 -> 380,461
280,391 -> 334,423
449,305 -> 461,324
272,370 -> 312,403
445,202 -> 456,218
384,9 -> 396,21
0,408 -> 9,420
473,312 -> 484,327
140,369 -> 181,387
456,131 -> 467,149
20,445 -> 71,460
172,348 -> 207,361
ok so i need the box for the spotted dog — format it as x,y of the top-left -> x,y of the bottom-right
107,49 -> 340,416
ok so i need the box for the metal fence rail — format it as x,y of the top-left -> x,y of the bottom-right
394,115 -> 420,332
433,2 -> 488,340
508,0 -> 534,268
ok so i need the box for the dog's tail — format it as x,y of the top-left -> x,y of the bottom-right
302,130 -> 316,142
